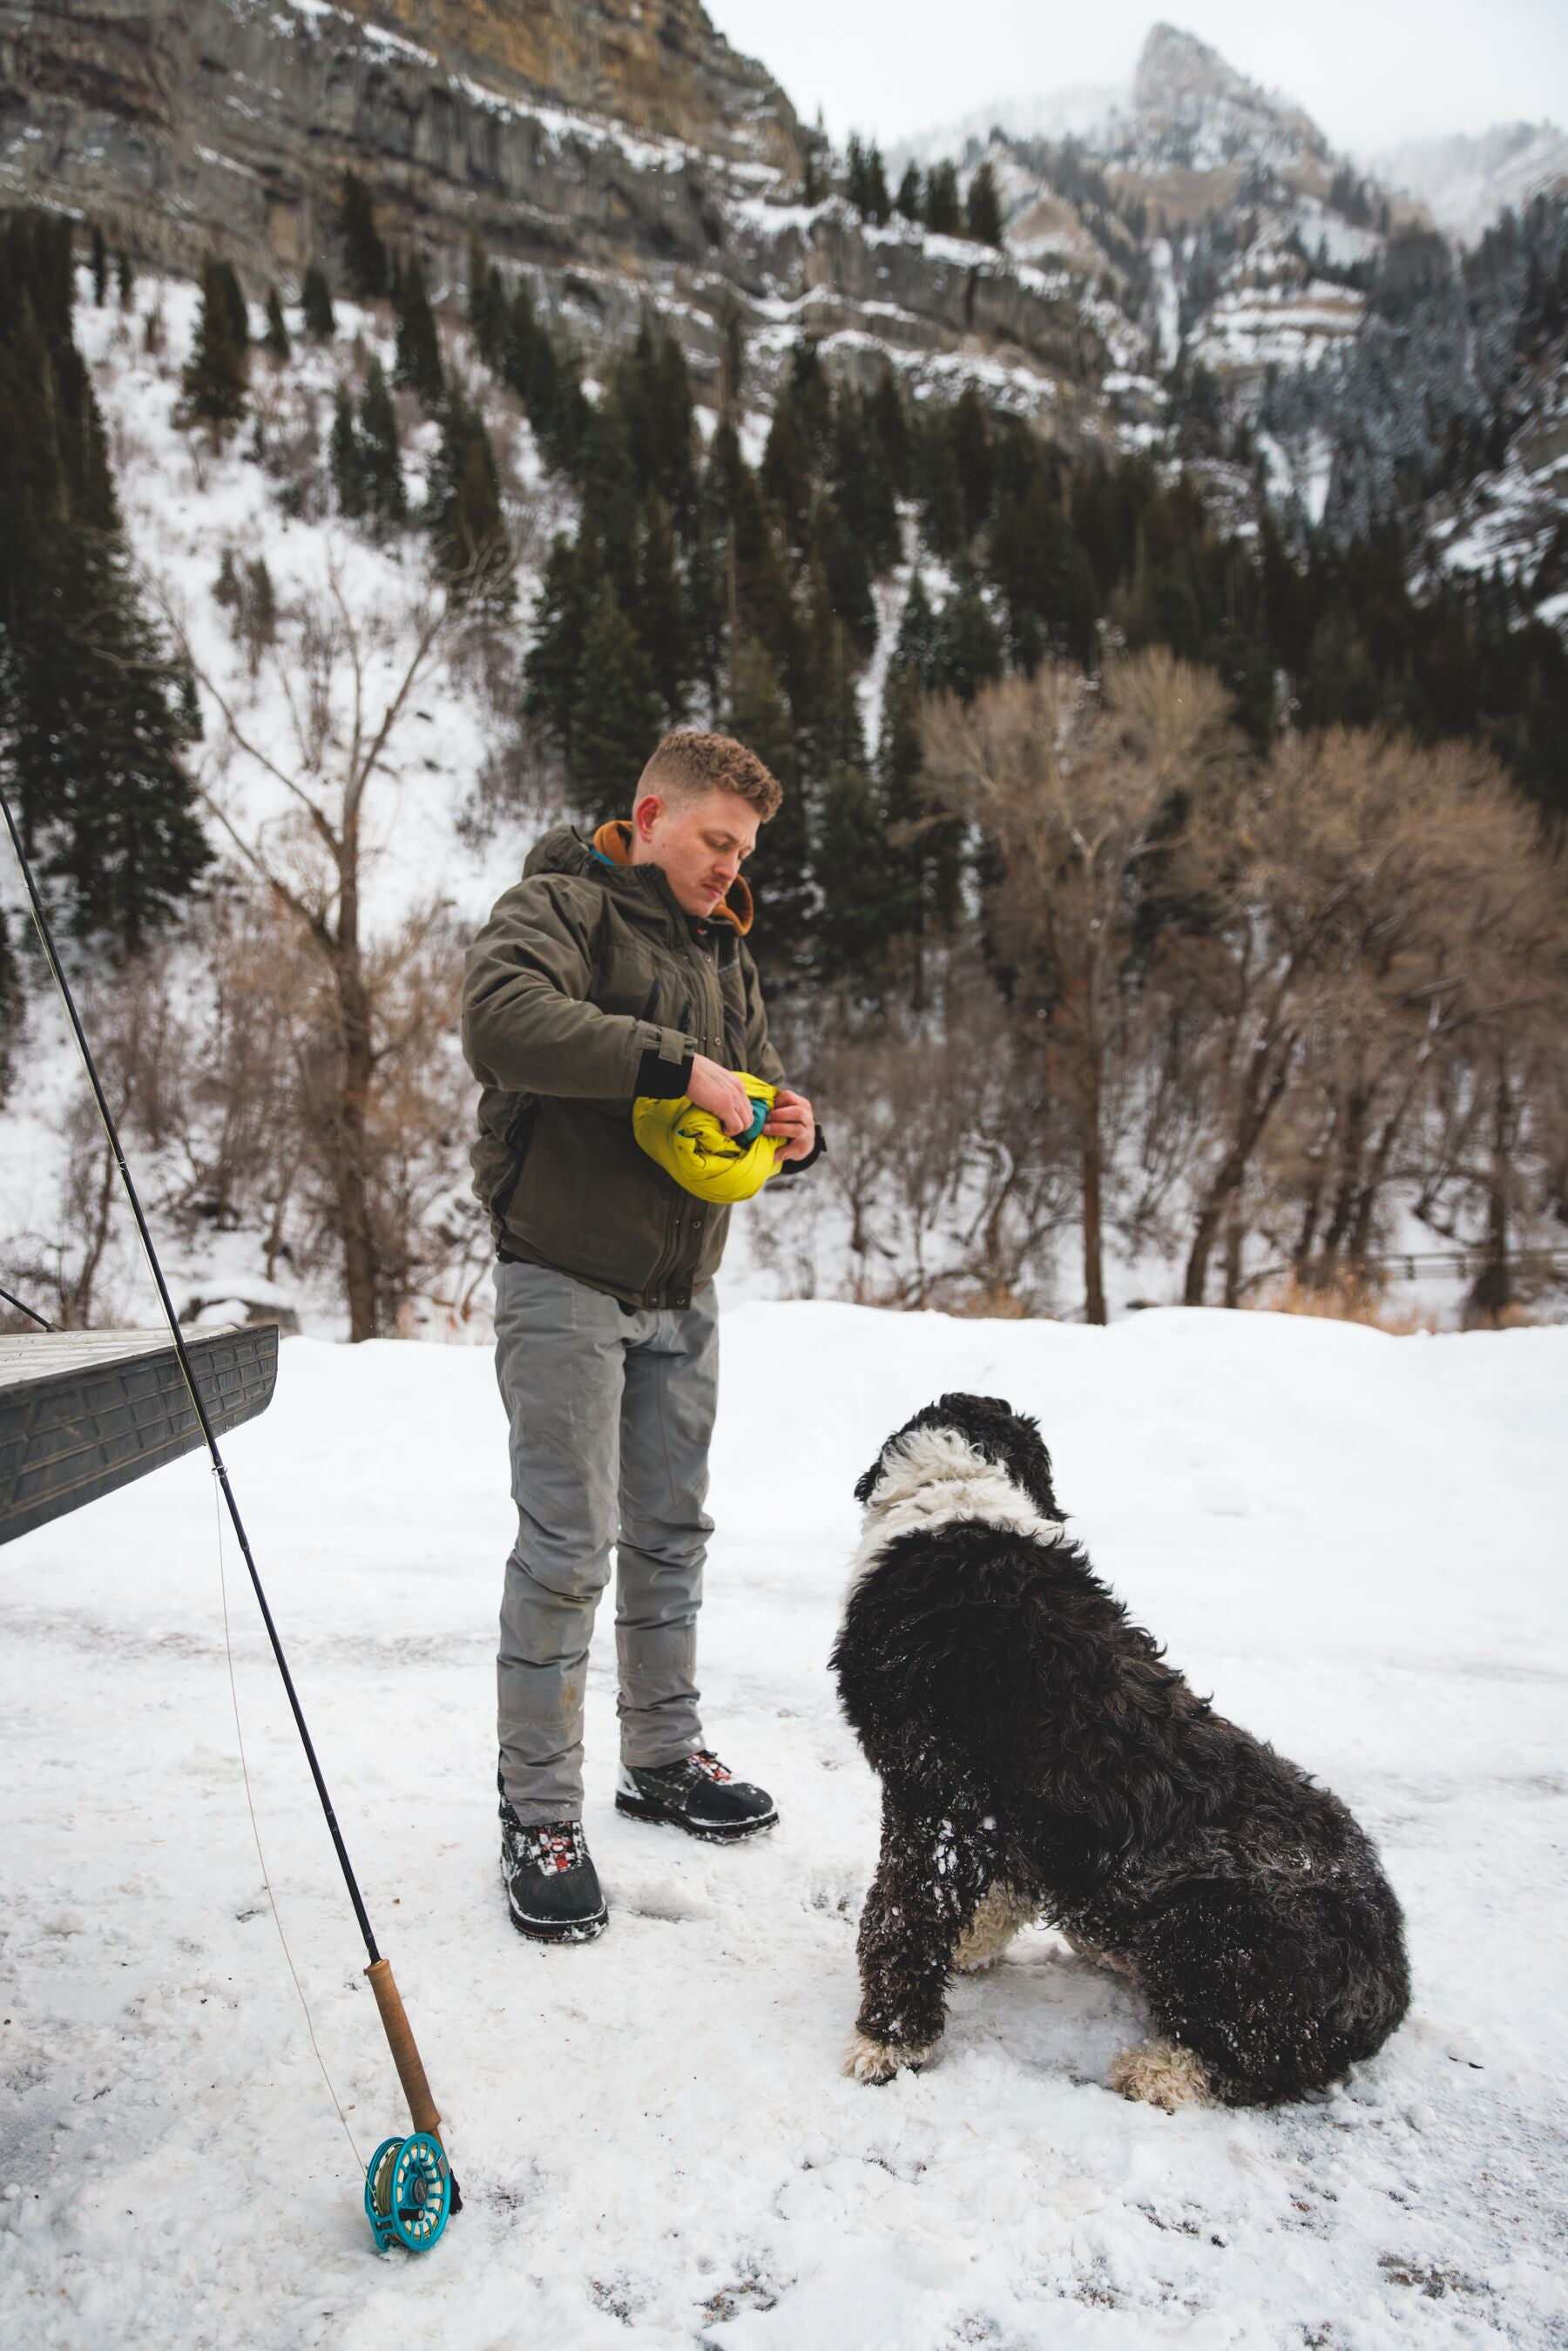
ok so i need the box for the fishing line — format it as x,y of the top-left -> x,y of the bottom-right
2,783 -> 457,2250
212,1472 -> 366,2174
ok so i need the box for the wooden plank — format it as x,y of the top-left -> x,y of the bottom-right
0,1325 -> 279,1546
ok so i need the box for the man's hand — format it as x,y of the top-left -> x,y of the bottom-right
764,1087 -> 816,1164
687,1053 -> 754,1137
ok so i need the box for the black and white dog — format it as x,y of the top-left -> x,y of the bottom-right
831,1394 -> 1410,2108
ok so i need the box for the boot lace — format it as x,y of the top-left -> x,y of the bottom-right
517,1820 -> 587,1874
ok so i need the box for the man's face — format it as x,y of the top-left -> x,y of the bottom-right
630,787 -> 760,918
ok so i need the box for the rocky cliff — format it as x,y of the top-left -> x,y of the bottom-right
0,0 -> 1111,422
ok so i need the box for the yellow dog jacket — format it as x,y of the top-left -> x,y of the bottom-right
632,1073 -> 785,1204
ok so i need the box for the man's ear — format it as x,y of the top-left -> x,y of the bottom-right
633,792 -> 663,842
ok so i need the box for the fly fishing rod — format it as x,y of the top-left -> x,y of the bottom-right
2,784 -> 459,2253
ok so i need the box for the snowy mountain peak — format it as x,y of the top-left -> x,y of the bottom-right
1126,21 -> 1328,172
1132,23 -> 1255,114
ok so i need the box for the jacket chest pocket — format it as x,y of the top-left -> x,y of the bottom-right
658,956 -> 728,1066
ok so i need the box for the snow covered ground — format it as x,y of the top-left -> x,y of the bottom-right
2,1302 -> 1565,2348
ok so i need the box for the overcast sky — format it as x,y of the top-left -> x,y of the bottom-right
701,3 -> 1568,159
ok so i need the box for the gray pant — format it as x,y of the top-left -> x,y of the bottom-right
493,1257 -> 719,1826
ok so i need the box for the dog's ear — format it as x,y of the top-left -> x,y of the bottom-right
852,1453 -> 885,1507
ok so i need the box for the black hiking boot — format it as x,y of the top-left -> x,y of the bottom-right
499,1806 -> 607,1943
615,1750 -> 778,1842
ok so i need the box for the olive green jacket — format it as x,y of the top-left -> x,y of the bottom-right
462,822 -> 788,1310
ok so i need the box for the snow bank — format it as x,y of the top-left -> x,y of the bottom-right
2,1304 -> 1565,2347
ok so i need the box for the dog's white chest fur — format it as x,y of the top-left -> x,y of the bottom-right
848,1424 -> 1066,1592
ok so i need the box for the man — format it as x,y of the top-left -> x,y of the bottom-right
462,730 -> 821,1942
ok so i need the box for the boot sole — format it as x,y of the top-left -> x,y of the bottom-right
614,1792 -> 778,1842
507,1900 -> 608,1944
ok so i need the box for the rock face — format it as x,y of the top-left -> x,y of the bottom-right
0,0 -> 800,277
0,0 -> 1106,416
331,0 -> 802,167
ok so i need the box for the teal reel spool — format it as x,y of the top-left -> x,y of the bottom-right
364,2131 -> 452,2253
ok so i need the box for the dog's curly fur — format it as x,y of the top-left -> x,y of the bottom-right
831,1393 -> 1410,2107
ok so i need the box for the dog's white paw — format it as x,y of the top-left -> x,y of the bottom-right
954,1884 -> 1040,1974
1108,2039 -> 1213,2111
842,2029 -> 936,2084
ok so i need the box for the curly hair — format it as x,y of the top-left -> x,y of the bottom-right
636,730 -> 783,821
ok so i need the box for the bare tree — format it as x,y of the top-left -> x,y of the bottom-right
923,648 -> 1239,1322
1177,726 -> 1557,1307
166,544 -> 500,1338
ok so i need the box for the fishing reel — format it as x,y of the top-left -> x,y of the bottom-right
364,2131 -> 452,2253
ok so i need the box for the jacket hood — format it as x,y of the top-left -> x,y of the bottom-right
522,821 -> 754,936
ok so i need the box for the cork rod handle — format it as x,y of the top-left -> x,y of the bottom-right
365,1957 -> 443,2142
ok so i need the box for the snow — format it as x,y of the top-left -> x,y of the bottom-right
3,1302 -> 1566,2347
1150,237 -> 1180,371
71,269 -> 550,940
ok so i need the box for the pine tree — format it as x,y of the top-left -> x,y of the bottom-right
567,584 -> 663,821
217,260 -> 249,353
951,385 -> 996,538
895,164 -> 923,223
340,172 -> 389,301
878,608 -> 963,957
630,488 -> 688,720
465,229 -> 510,373
829,383 -> 902,578
929,571 -> 1004,702
427,388 -> 508,598
816,497 -> 877,659
524,533 -> 602,764
359,358 -> 406,526
263,283 -> 291,363
875,663 -> 936,941
329,382 -> 367,517
892,573 -> 938,685
240,557 -> 276,669
966,160 -> 1004,247
115,249 -> 133,307
301,263 -> 335,340
792,551 -> 867,775
725,635 -> 809,987
0,216 -> 211,948
466,224 -> 495,353
863,142 -> 892,227
532,333 -> 591,476
761,393 -> 814,544
913,405 -> 966,559
575,406 -> 640,603
868,365 -> 911,492
393,251 -> 443,407
814,760 -> 918,989
845,133 -> 870,218
613,319 -> 697,529
924,159 -> 962,236
180,252 -> 250,429
500,277 -> 537,402
213,547 -> 241,611
90,223 -> 108,304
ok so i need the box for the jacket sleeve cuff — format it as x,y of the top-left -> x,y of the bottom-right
778,1123 -> 827,1175
634,1028 -> 696,1098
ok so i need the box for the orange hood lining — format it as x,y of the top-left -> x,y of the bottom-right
591,819 -> 754,936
